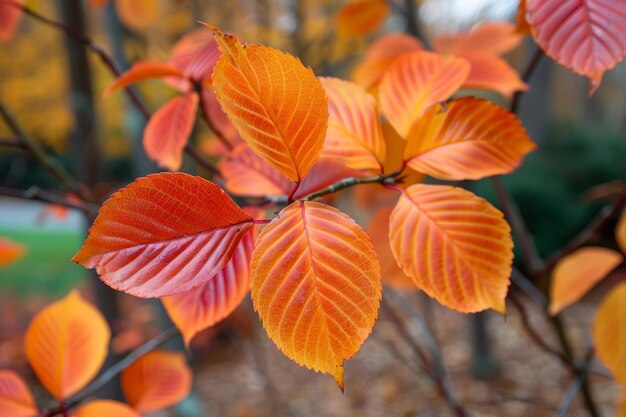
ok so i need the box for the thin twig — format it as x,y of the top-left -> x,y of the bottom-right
196,82 -> 233,152
0,137 -> 26,149
43,327 -> 180,417
554,350 -> 595,417
0,101 -> 91,202
0,186 -> 96,213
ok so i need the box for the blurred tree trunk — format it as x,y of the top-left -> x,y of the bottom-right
59,0 -> 122,399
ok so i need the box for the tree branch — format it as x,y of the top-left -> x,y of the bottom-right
42,327 -> 180,417
0,186 -> 96,213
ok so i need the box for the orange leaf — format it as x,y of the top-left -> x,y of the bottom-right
378,51 -> 470,138
0,237 -> 25,267
143,92 -> 199,171
116,0 -> 159,31
103,61 -> 186,97
162,230 -> 254,345
0,370 -> 37,417
320,77 -> 385,172
516,0 -> 531,35
549,247 -> 622,315
389,184 -> 513,313
460,54 -> 528,98
72,173 -> 253,298
616,208 -> 626,254
351,33 -> 423,91
0,0 -> 22,42
367,207 -> 414,291
433,22 -> 524,56
251,201 -> 382,389
337,0 -> 389,38
73,400 -> 141,417
121,350 -> 192,413
207,24 -> 328,182
403,97 -> 536,181
526,0 -> 626,94
621,397 -> 626,417
593,282 -> 626,386
168,29 -> 221,83
24,291 -> 110,399
200,88 -> 242,154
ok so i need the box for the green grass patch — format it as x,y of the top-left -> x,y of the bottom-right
0,229 -> 86,296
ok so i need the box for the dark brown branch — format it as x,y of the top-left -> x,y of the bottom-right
0,186 -> 96,213
196,82 -> 233,153
0,101 -> 91,202
43,327 -> 180,417
510,46 -> 545,115
0,137 -> 26,149
554,350 -> 595,417
3,0 -> 220,175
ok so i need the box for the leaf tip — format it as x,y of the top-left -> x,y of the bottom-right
334,364 -> 345,392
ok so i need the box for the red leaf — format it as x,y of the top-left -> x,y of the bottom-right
0,370 -> 37,417
351,33 -> 423,91
526,0 -> 626,94
169,29 -> 222,83
0,0 -> 22,42
103,61 -> 186,97
121,350 -> 192,413
73,173 -> 253,298
162,230 -> 255,345
143,92 -> 199,171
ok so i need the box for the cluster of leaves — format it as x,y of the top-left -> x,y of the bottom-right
0,291 -> 191,417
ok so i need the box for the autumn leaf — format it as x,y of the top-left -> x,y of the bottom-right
320,77 -> 386,172
73,400 -> 141,417
0,0 -> 22,42
121,350 -> 192,413
389,184 -> 513,313
0,370 -> 37,417
24,291 -> 110,399
549,247 -> 622,315
337,0 -> 389,38
73,173 -> 254,298
200,88 -> 242,154
402,96 -> 536,179
378,51 -> 470,138
143,92 -> 199,171
433,22 -> 524,56
207,24 -> 328,182
168,29 -> 221,83
367,207 -> 415,291
403,97 -> 536,181
0,237 -> 25,267
103,61 -> 186,98
351,33 -> 423,91
593,282 -> 626,386
162,230 -> 255,345
516,0 -> 530,35
457,54 -> 527,98
116,0 -> 159,31
251,201 -> 382,389
526,0 -> 626,94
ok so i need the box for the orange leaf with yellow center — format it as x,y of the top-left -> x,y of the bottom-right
593,282 -> 626,386
73,400 -> 141,417
389,184 -> 513,313
337,0 -> 389,38
0,237 -> 25,267
0,0 -> 22,42
73,173 -> 253,298
434,22 -> 524,56
378,51 -> 470,138
351,33 -> 423,91
103,61 -> 186,97
207,24 -> 328,183
143,92 -> 199,171
116,0 -> 159,31
367,207 -> 415,291
320,77 -> 385,173
549,247 -> 622,315
121,350 -> 192,413
0,370 -> 37,417
24,291 -> 110,399
616,207 -> 626,254
251,201 -> 382,389
403,97 -> 536,181
162,230 -> 254,345
458,54 -> 528,98
526,0 -> 626,94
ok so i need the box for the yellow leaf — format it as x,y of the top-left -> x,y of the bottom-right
593,282 -> 626,386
